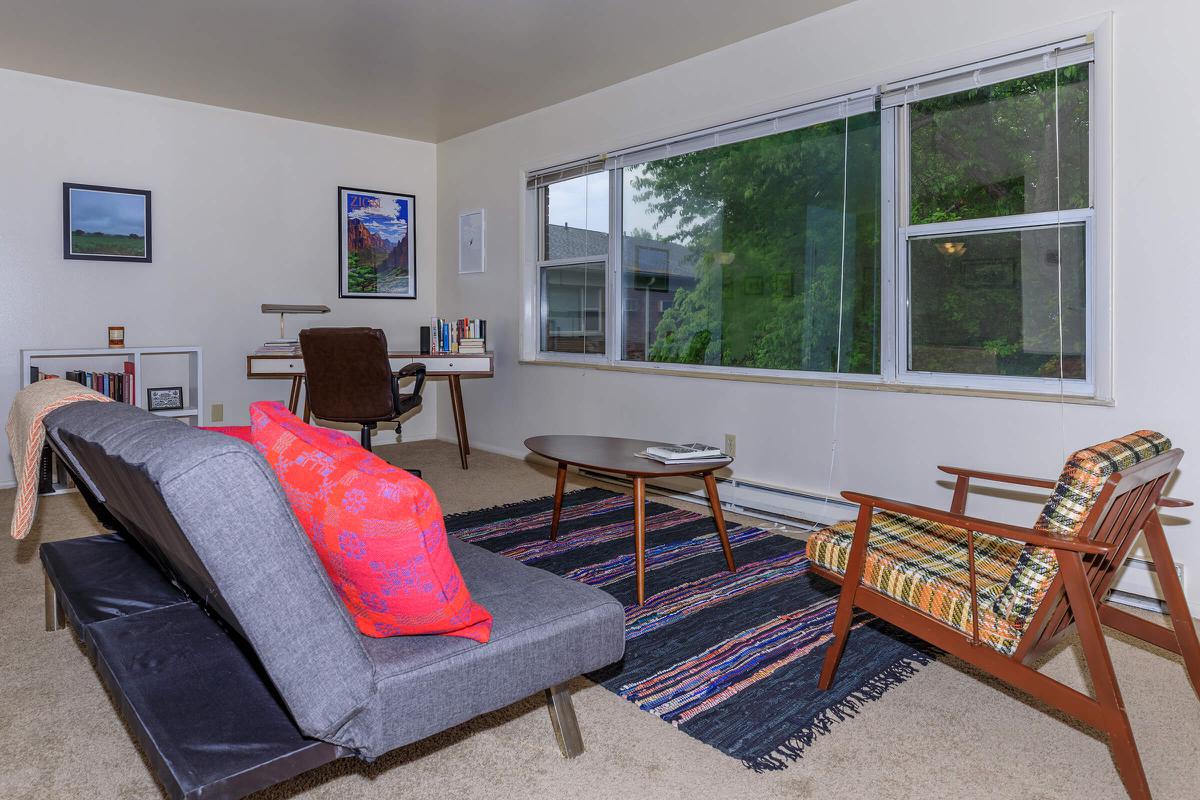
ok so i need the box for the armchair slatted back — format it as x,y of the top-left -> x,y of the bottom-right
1017,444 -> 1182,659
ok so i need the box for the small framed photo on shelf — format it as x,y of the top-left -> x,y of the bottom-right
147,386 -> 184,411
458,209 -> 484,274
338,186 -> 416,299
63,183 -> 152,262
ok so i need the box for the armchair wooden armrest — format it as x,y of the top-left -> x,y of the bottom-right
938,465 -> 1056,489
938,465 -> 1190,509
840,490 -> 1115,555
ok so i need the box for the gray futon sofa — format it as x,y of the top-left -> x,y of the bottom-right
38,401 -> 625,800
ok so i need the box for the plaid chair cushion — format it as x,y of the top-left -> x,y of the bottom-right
807,511 -> 1028,654
808,430 -> 1171,657
991,430 -> 1171,632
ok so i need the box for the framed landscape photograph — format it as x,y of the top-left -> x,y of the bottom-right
338,186 -> 415,299
63,183 -> 152,262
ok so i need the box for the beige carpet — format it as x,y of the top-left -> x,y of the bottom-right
2,439 -> 1199,800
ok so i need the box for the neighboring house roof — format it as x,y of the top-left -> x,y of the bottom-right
545,224 -> 697,279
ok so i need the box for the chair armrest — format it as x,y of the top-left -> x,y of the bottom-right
937,465 -> 1056,490
1157,496 -> 1193,508
840,490 -> 1115,555
394,362 -> 427,402
939,465 -> 1189,509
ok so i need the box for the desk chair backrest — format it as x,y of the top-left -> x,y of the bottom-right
299,327 -> 395,423
1008,431 -> 1177,657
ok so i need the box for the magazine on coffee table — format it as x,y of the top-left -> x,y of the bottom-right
636,443 -> 728,464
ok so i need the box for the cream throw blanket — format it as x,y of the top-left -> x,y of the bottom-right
6,379 -> 112,540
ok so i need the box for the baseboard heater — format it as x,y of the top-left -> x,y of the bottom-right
576,469 -> 857,530
576,468 -> 1184,612
1109,556 -> 1185,614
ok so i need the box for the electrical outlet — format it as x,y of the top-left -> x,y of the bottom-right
724,433 -> 736,457
211,403 -> 224,423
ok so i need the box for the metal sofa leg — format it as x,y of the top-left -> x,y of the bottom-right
545,682 -> 584,758
44,572 -> 66,632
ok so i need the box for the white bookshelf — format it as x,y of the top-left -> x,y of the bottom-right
20,345 -> 203,494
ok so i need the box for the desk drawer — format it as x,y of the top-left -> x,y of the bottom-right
415,356 -> 492,374
248,358 -> 304,375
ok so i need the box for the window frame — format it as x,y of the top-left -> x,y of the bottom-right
522,28 -> 1112,402
888,59 -> 1099,397
532,173 -> 611,363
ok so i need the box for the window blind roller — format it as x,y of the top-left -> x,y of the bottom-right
881,37 -> 1093,109
526,156 -> 606,190
603,89 -> 877,170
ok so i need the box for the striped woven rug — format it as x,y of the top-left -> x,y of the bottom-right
445,487 -> 935,770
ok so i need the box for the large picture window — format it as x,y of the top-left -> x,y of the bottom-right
527,36 -> 1103,397
620,113 -> 881,374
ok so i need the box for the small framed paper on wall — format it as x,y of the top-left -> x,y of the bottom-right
458,209 -> 484,274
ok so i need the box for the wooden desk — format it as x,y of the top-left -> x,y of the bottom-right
247,349 -> 494,469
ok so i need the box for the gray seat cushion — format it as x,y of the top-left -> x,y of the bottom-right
44,402 -> 375,749
44,401 -> 626,759
347,537 -> 625,757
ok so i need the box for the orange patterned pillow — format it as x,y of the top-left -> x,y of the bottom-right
250,401 -> 492,642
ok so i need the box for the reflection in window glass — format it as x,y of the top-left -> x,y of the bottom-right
908,225 -> 1086,378
540,262 -> 606,355
909,66 -> 1089,225
543,173 -> 609,260
621,112 -> 881,373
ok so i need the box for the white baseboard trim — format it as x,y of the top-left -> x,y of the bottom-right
440,436 -> 852,530
0,479 -> 16,490
434,436 -> 529,461
390,431 -> 440,443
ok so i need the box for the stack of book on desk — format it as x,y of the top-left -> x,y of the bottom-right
259,339 -> 299,352
636,443 -> 728,465
431,317 -> 486,354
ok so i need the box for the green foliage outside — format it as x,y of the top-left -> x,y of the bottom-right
71,232 -> 146,257
630,66 -> 1089,378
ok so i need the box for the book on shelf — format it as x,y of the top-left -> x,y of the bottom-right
429,317 -> 487,354
636,443 -> 729,464
28,363 -> 138,405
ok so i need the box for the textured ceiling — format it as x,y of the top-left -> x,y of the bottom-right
0,0 -> 852,141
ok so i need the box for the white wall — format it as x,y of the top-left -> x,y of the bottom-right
436,0 -> 1200,607
0,69 -> 439,486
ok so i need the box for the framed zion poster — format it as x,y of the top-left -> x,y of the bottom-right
338,186 -> 416,299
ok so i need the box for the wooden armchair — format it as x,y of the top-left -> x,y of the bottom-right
806,431 -> 1200,800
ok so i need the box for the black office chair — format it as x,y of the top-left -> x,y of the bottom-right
298,327 -> 426,476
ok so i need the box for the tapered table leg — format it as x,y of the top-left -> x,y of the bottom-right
633,476 -> 646,605
703,471 -> 736,572
448,375 -> 469,469
550,462 -> 567,541
301,377 -> 311,423
287,375 -> 302,414
450,375 -> 470,455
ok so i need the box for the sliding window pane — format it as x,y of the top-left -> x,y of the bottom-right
908,224 -> 1086,378
543,173 -> 609,260
621,111 -> 881,373
540,262 -> 606,355
909,66 -> 1089,225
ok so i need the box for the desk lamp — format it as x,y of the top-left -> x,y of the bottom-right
261,304 -> 331,344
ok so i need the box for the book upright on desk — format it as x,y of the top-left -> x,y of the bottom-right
429,316 -> 487,354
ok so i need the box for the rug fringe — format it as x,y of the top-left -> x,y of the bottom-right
741,654 -> 933,773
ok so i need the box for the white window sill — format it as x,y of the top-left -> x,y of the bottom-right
519,357 -> 1113,406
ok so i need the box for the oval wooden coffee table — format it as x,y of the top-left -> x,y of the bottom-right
524,435 -> 736,605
